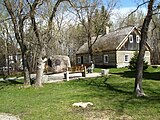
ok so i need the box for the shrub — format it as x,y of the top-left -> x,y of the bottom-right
128,52 -> 148,70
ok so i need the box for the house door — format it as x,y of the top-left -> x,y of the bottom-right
81,56 -> 83,64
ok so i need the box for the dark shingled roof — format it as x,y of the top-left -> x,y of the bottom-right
76,26 -> 135,54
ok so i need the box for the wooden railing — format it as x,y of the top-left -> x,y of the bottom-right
64,65 -> 87,81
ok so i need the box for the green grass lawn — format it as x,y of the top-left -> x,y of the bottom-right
0,67 -> 160,120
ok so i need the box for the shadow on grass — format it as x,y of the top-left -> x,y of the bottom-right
112,71 -> 160,81
85,76 -> 160,114
87,76 -> 133,95
0,80 -> 23,90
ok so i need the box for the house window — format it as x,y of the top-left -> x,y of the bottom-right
77,57 -> 81,64
136,35 -> 140,43
129,35 -> 133,43
124,54 -> 129,62
104,55 -> 109,63
9,55 -> 13,60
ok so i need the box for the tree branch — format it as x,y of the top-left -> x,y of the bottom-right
48,0 -> 67,32
28,0 -> 41,45
128,1 -> 150,17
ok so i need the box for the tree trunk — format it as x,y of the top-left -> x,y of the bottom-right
29,0 -> 69,87
4,38 -> 9,75
87,30 -> 93,62
4,0 -> 31,86
31,50 -> 37,73
34,47 -> 47,87
134,0 -> 154,96
22,51 -> 31,85
19,42 -> 31,86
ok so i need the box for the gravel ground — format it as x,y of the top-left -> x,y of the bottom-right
0,72 -> 102,83
0,113 -> 20,120
46,72 -> 101,83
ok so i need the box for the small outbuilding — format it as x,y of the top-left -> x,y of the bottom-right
45,55 -> 71,73
76,26 -> 151,68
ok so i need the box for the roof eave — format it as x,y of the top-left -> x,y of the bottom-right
116,26 -> 136,50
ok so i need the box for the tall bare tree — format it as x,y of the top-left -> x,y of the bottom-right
4,0 -> 31,86
70,0 -> 117,62
134,0 -> 160,96
1,22 -> 16,75
27,0 -> 72,87
115,10 -> 145,29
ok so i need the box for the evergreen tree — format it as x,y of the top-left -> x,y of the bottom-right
129,52 -> 148,71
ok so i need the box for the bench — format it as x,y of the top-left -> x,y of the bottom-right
76,64 -> 94,73
64,65 -> 87,81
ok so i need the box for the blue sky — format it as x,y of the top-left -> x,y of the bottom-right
102,0 -> 144,15
119,0 -> 138,8
108,0 -> 147,15
106,0 -> 147,26
103,0 -> 138,8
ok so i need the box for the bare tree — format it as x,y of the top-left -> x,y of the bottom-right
47,5 -> 73,56
3,0 -> 73,87
115,10 -> 145,29
1,23 -> 15,75
3,0 -> 31,86
134,0 -> 160,96
69,0 -> 117,62
27,0 -> 72,87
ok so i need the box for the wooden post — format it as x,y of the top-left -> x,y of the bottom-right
82,66 -> 86,77
66,71 -> 69,81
